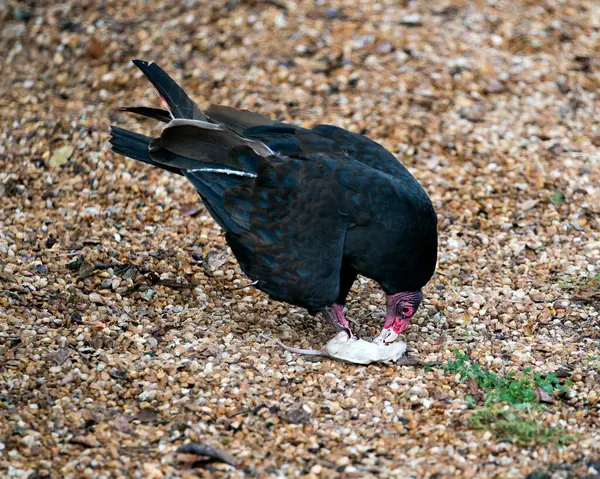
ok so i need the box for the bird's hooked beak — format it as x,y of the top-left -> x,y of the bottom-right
373,291 -> 422,344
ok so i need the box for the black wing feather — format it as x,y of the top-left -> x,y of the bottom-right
222,150 -> 350,310
206,104 -> 276,134
120,106 -> 172,122
132,60 -> 206,120
295,125 -> 406,176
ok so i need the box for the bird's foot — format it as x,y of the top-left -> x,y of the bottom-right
322,304 -> 355,339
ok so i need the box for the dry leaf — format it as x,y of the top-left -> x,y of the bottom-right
0,178 -> 17,197
572,288 -> 600,304
114,415 -> 133,434
49,145 -> 74,168
176,442 -> 236,467
0,271 -> 17,283
283,407 -> 311,425
89,292 -> 104,304
82,409 -> 104,424
120,265 -> 139,280
467,378 -> 479,396
87,35 -> 103,58
537,388 -> 553,404
182,204 -> 204,217
203,251 -> 228,273
455,96 -> 473,107
51,348 -> 71,365
135,407 -> 158,423
519,199 -> 538,211
523,320 -> 537,336
182,260 -> 193,275
142,463 -> 164,479
394,355 -> 423,366
69,435 -> 99,448
78,260 -> 94,278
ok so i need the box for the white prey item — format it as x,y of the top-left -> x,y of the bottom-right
262,332 -> 407,365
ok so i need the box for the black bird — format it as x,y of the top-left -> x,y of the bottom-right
109,60 -> 437,343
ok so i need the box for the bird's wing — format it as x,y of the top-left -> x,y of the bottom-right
296,125 -> 406,175
205,104 -> 278,134
222,149 -> 350,311
145,120 -> 268,233
245,124 -> 407,177
145,120 -> 350,310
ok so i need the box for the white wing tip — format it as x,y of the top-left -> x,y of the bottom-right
188,167 -> 257,178
165,119 -> 224,131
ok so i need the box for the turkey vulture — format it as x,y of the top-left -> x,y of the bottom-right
109,60 -> 437,344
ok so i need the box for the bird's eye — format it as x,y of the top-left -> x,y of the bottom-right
400,305 -> 414,316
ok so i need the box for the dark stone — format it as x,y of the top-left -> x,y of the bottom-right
13,7 -> 32,22
283,407 -> 311,425
46,236 -> 58,249
66,256 -> 84,271
525,472 -> 551,479
34,264 -> 48,275
588,460 -> 600,473
325,7 -> 343,18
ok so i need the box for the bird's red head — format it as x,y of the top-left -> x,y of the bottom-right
375,290 -> 423,343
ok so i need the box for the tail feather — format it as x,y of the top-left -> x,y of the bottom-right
109,126 -> 182,175
109,126 -> 151,161
120,106 -> 171,122
132,59 -> 206,120
109,60 -> 282,235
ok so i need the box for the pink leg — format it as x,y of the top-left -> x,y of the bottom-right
322,304 -> 355,338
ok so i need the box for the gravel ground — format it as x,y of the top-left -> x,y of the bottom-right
1,1 -> 599,478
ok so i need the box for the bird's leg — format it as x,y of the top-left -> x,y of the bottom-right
322,304 -> 355,339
